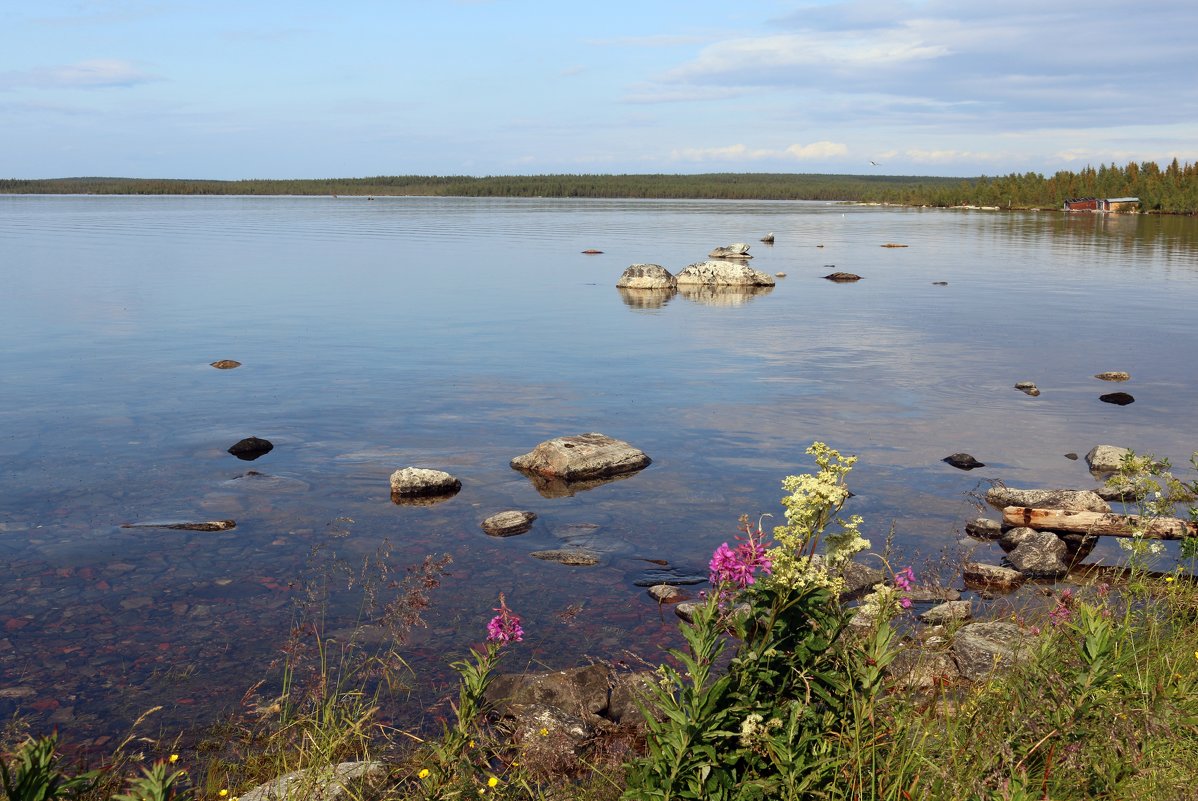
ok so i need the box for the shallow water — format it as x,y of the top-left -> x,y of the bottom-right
2,196 -> 1197,745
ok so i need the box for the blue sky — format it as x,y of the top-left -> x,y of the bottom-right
3,0 -> 1195,179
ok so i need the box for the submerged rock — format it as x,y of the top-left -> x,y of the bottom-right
943,453 -> 985,470
674,260 -> 774,287
647,584 -> 689,603
511,433 -> 650,482
617,286 -> 676,310
530,549 -> 601,566
615,263 -> 676,290
228,436 -> 273,461
388,467 -> 461,498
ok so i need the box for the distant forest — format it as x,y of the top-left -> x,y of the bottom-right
3,159 -> 1196,213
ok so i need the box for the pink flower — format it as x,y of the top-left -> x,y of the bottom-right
707,525 -> 773,591
486,593 -> 524,644
893,567 -> 915,592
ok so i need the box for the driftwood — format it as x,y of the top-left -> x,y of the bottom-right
1002,506 -> 1198,539
122,520 -> 236,531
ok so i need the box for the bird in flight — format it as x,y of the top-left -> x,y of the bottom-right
869,160 -> 881,166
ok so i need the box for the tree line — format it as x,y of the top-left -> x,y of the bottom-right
2,160 -> 1195,212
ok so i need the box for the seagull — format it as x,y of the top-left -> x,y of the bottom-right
869,160 -> 881,166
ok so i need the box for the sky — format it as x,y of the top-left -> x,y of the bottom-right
2,0 -> 1196,179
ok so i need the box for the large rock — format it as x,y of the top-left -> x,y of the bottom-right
887,648 -> 961,690
963,562 -> 1025,592
674,260 -> 775,287
511,433 -> 650,482
615,264 -> 677,289
1006,530 -> 1070,577
919,600 -> 972,626
486,664 -> 614,721
708,243 -> 752,259
1085,445 -> 1131,476
239,762 -> 387,801
985,487 -> 1110,513
951,622 -> 1033,680
388,467 -> 461,498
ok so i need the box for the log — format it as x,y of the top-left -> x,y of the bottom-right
1002,507 -> 1198,539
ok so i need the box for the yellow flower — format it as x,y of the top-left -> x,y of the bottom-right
418,769 -> 430,780
488,777 -> 499,788
468,739 -> 475,748
539,727 -> 549,737
1166,576 -> 1176,583
219,791 -> 228,798
168,754 -> 179,764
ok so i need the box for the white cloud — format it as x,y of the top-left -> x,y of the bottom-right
903,148 -> 999,164
0,59 -> 158,90
670,142 -> 849,162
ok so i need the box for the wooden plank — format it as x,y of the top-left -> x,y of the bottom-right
1002,506 -> 1198,539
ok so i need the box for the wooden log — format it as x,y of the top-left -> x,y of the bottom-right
1002,506 -> 1198,539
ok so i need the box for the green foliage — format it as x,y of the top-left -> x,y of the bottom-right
0,735 -> 98,801
111,762 -> 185,801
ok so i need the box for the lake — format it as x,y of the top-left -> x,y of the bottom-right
2,195 -> 1197,747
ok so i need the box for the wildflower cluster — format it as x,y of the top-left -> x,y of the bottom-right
708,516 -> 773,595
1049,588 -> 1075,627
485,593 -> 523,644
856,566 -> 916,624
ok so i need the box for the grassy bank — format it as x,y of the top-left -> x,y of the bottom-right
6,446 -> 1198,800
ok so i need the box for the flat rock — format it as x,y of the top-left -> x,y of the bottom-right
122,520 -> 236,532
530,549 -> 600,566
904,585 -> 962,603
919,600 -> 972,625
615,263 -> 677,289
388,467 -> 461,497
1094,371 -> 1130,382
824,272 -> 863,282
951,622 -> 1033,680
1085,445 -> 1131,476
943,453 -> 985,470
887,649 -> 961,690
486,664 -> 613,721
481,510 -> 537,536
1006,531 -> 1070,577
511,433 -> 650,482
210,360 -> 241,369
965,518 -> 1003,539
963,562 -> 1025,592
708,243 -> 752,259
239,761 -> 387,801
985,487 -> 1110,513
228,436 -> 273,461
674,260 -> 775,287
646,584 -> 689,603
1099,392 -> 1135,405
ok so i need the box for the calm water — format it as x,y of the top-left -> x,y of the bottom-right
2,195 -> 1197,745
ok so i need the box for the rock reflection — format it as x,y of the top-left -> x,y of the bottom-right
390,490 -> 460,506
617,286 -> 677,310
677,284 -> 774,306
513,467 -> 641,499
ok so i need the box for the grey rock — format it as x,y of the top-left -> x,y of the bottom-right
774,272 -> 787,277
963,562 -> 1025,592
943,453 -> 985,470
615,263 -> 677,290
511,433 -> 650,482
919,600 -> 972,625
824,272 -> 863,282
1099,392 -> 1135,405
965,518 -> 1003,539
1006,531 -> 1070,577
530,549 -> 600,566
1086,445 -> 1132,476
887,648 -> 961,690
760,233 -> 775,243
646,584 -> 689,603
985,486 -> 1110,513
1060,532 -> 1098,563
708,243 -> 752,259
486,664 -> 612,721
607,672 -> 657,724
674,260 -> 775,287
239,762 -> 387,801
841,560 -> 886,595
1094,371 -> 1130,382
951,622 -> 1033,680
1014,381 -> 1040,396
481,510 -> 537,536
388,467 -> 461,498
904,585 -> 962,603
1065,452 -> 1079,460
998,526 -> 1039,552
1096,479 -> 1142,502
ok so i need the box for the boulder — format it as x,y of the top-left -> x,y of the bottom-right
1085,445 -> 1131,476
1099,392 -> 1135,405
388,467 -> 461,498
228,436 -> 273,461
998,526 -> 1038,552
238,762 -> 387,801
943,453 -> 985,470
485,664 -> 613,721
708,243 -> 752,259
951,622 -> 1033,680
1006,531 -> 1070,577
963,562 -> 1025,592
615,264 -> 677,290
511,433 -> 650,482
481,510 -> 537,536
887,649 -> 961,690
919,600 -> 972,626
674,260 -> 775,287
1094,371 -> 1130,382
985,487 -> 1110,513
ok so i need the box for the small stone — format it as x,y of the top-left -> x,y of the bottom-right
388,467 -> 461,498
647,584 -> 688,604
932,281 -> 949,286
919,600 -> 972,625
881,243 -> 909,248
1094,371 -> 1130,382
824,272 -> 863,282
943,453 -> 985,470
481,511 -> 537,537
210,360 -> 241,369
1065,452 -> 1079,460
228,436 -> 273,461
530,549 -> 600,566
965,518 -> 1003,539
1085,445 -> 1131,476
581,249 -> 604,254
774,272 -> 787,277
1014,381 -> 1040,396
760,233 -> 775,243
963,562 -> 1025,592
1099,392 -> 1134,405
